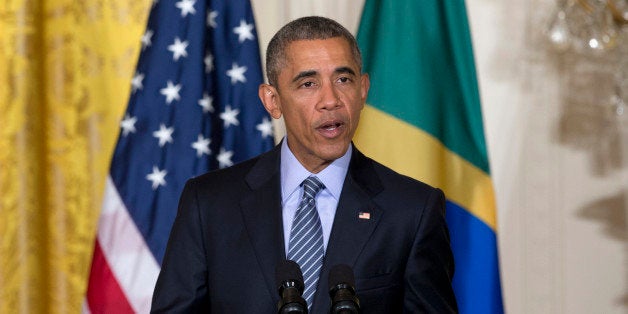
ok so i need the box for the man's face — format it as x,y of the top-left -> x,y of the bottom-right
260,37 -> 370,173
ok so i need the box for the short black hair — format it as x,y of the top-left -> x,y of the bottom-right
265,16 -> 362,87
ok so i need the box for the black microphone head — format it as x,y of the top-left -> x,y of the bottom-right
276,260 -> 308,313
276,260 -> 305,294
328,264 -> 355,292
328,264 -> 359,314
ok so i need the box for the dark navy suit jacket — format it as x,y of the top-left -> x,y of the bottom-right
151,144 -> 457,313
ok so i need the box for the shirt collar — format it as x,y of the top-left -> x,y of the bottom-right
280,137 -> 352,203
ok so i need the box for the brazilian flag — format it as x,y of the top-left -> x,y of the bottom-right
355,1 -> 504,313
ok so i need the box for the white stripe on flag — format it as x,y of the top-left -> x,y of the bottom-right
81,301 -> 91,314
98,176 -> 161,313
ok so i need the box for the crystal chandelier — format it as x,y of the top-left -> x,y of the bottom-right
547,0 -> 627,52
545,0 -> 627,171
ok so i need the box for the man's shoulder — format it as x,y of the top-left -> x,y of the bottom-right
352,150 -> 446,221
187,146 -> 279,189
373,160 -> 439,198
353,148 -> 438,194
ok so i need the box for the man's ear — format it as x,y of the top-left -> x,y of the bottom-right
360,73 -> 370,105
258,84 -> 282,119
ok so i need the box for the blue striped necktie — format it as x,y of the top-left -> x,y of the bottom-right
287,176 -> 325,310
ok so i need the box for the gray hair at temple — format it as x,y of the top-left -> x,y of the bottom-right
265,16 -> 363,87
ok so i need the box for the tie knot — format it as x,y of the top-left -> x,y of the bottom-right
302,176 -> 324,199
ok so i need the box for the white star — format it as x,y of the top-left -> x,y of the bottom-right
198,93 -> 214,113
146,166 -> 167,190
233,20 -> 254,43
217,147 -> 234,168
191,134 -> 211,157
256,117 -> 273,138
141,29 -> 153,50
220,105 -> 240,127
160,81 -> 181,104
153,123 -> 174,147
120,114 -> 137,136
226,63 -> 247,84
204,54 -> 214,73
168,37 -> 189,61
175,0 -> 196,17
131,72 -> 144,93
207,10 -> 218,28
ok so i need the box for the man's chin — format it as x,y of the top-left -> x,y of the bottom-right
317,144 -> 350,161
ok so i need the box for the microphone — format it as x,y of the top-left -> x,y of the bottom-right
328,264 -> 359,314
276,260 -> 308,314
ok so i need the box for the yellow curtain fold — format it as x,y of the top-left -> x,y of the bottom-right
0,0 -> 150,312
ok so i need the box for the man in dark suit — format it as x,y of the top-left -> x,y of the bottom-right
151,16 -> 457,313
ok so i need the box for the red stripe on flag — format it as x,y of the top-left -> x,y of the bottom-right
86,240 -> 135,314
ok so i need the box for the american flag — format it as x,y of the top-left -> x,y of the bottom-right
84,0 -> 274,312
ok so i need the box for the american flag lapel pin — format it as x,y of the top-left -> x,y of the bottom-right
358,211 -> 371,220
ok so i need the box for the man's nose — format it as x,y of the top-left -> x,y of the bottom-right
319,82 -> 341,110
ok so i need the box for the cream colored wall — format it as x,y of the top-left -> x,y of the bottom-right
468,1 -> 626,313
251,1 -> 627,313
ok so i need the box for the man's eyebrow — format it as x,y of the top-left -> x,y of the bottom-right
292,70 -> 317,83
335,66 -> 356,76
291,67 -> 357,84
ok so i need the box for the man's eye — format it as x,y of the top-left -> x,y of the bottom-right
338,77 -> 351,83
302,81 -> 315,88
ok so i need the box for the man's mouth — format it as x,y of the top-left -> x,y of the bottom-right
317,120 -> 345,138
321,122 -> 342,130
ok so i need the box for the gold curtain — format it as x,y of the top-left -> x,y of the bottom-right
0,0 -> 150,312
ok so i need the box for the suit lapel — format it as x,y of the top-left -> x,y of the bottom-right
240,145 -> 285,305
311,147 -> 384,313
